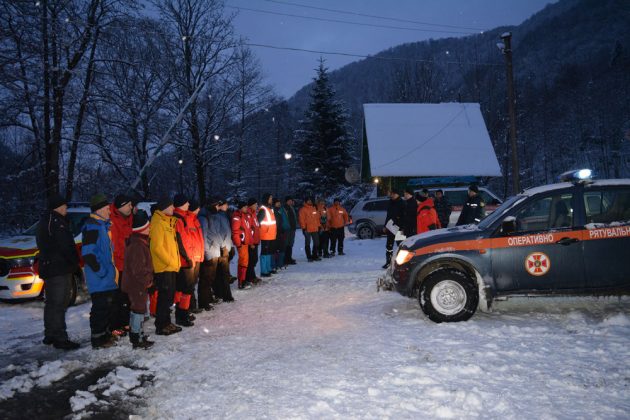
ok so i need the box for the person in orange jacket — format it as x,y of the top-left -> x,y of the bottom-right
327,198 -> 349,255
172,194 -> 196,327
416,193 -> 442,234
298,197 -> 321,262
258,193 -> 277,276
232,201 -> 253,289
109,195 -> 133,336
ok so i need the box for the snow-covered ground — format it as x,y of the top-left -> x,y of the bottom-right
1,235 -> 630,419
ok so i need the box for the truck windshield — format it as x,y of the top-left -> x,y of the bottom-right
477,195 -> 526,229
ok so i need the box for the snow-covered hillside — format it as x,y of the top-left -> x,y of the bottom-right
1,235 -> 629,419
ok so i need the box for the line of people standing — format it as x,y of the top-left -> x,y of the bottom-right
36,191 -> 350,351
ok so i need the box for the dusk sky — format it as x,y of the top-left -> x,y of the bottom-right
229,0 -> 556,98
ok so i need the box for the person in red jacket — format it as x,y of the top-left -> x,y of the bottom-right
416,193 -> 442,234
109,194 -> 133,336
172,194 -> 196,327
121,210 -> 154,350
187,200 -> 205,313
245,198 -> 261,285
232,201 -> 253,289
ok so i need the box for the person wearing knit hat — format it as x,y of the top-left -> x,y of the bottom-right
90,193 -> 109,213
36,193 -> 80,350
173,193 -> 189,209
258,193 -> 277,277
232,200 -> 254,289
457,183 -> 486,226
172,194 -> 198,326
149,197 -> 182,336
121,210 -> 154,349
327,198 -> 349,256
283,196 -> 298,265
187,199 -> 205,313
273,197 -> 289,270
82,194 -> 119,349
298,197 -> 321,262
109,193 -> 134,338
245,198 -> 262,285
48,193 -> 68,212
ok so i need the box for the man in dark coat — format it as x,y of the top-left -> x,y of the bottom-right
36,194 -> 81,350
283,196 -> 298,265
382,189 -> 405,269
402,188 -> 417,237
434,189 -> 452,229
457,184 -> 486,225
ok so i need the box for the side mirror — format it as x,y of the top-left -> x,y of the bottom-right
501,216 -> 516,235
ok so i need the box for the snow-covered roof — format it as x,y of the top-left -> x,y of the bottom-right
363,103 -> 502,177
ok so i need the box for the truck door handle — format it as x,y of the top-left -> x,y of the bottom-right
556,237 -> 579,246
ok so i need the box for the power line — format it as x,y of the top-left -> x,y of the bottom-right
55,15 -> 503,69
244,42 -> 503,67
261,0 -> 486,33
225,5 -> 477,35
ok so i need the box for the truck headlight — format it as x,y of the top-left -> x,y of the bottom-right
10,257 -> 36,268
395,250 -> 413,266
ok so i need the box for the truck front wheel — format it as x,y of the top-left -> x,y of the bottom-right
419,269 -> 478,323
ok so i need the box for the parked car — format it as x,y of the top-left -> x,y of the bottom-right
377,170 -> 630,323
0,206 -> 90,305
348,197 -> 390,239
0,202 -> 154,304
348,187 -> 502,239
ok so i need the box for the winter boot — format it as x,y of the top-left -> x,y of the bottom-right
91,334 -> 116,349
382,250 -> 393,269
130,333 -> 154,350
175,308 -> 194,327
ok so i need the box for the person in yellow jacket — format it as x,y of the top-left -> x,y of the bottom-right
149,198 -> 182,336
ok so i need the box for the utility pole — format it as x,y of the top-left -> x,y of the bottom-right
499,32 -> 520,194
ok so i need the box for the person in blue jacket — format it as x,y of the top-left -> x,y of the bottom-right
82,193 -> 119,349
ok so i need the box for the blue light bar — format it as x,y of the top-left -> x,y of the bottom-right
558,169 -> 594,183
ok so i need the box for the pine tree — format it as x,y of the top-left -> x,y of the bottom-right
294,59 -> 354,197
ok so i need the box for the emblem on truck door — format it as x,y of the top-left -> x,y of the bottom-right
525,252 -> 550,276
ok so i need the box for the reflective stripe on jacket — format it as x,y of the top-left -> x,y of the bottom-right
258,205 -> 277,241
327,204 -> 349,229
299,204 -> 321,233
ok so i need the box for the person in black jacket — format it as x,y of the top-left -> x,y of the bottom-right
382,189 -> 405,269
283,196 -> 298,265
35,194 -> 81,350
456,184 -> 486,225
402,189 -> 417,237
434,189 -> 452,228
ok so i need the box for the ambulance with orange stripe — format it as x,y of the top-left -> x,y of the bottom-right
0,207 -> 90,304
378,170 -> 630,323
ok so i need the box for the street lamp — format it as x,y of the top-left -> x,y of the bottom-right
284,153 -> 292,160
213,134 -> 220,141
